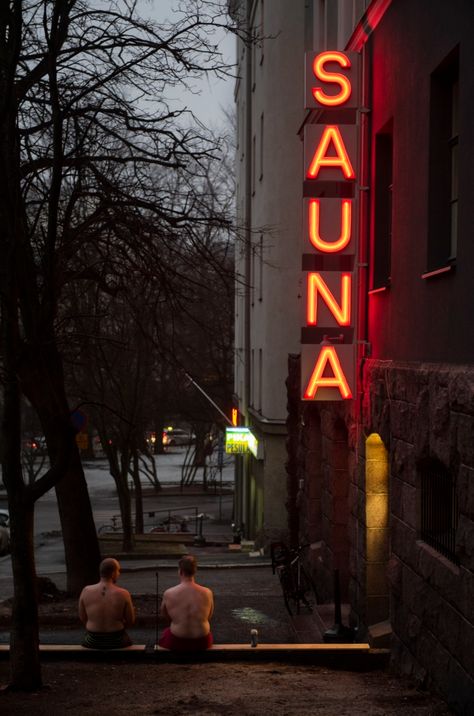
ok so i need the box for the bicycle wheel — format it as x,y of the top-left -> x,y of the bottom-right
298,565 -> 318,613
277,565 -> 298,616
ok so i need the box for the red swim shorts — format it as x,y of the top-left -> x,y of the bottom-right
158,627 -> 213,651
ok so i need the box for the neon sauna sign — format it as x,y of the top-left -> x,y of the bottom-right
301,51 -> 360,401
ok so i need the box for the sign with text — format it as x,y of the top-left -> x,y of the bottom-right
301,51 -> 360,401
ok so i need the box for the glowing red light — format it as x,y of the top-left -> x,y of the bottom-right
312,51 -> 352,107
308,199 -> 352,253
306,126 -> 355,180
307,273 -> 352,326
303,345 -> 352,400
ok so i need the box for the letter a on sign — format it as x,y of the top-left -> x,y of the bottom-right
306,126 -> 355,180
303,345 -> 352,399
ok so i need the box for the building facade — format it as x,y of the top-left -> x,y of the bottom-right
232,0 -> 474,712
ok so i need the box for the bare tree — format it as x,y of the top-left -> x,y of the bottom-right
0,0 -> 239,691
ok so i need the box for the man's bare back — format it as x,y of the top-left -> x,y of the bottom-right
79,558 -> 135,634
160,555 -> 214,645
161,580 -> 213,638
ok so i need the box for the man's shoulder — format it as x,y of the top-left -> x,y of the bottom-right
80,583 -> 98,597
195,583 -> 213,597
163,584 -> 180,598
114,585 -> 132,599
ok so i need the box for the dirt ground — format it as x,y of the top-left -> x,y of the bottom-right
0,661 -> 453,715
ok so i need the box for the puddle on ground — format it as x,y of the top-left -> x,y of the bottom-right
231,607 -> 275,626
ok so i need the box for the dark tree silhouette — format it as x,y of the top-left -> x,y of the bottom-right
0,0 -> 239,692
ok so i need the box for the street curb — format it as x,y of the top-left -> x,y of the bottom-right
121,561 -> 272,572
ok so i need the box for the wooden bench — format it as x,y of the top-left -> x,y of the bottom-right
0,642 -> 388,668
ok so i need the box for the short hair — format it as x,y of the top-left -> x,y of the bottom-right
100,558 -> 119,579
179,555 -> 197,577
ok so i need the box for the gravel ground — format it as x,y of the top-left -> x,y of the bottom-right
0,661 -> 453,715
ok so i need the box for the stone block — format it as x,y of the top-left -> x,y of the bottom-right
332,502 -> 349,529
365,459 -> 389,494
401,482 -> 417,528
390,399 -> 416,442
390,475 -> 403,520
451,567 -> 474,618
457,464 -> 474,519
366,527 -> 389,563
458,620 -> 474,687
413,388 -> 430,458
326,441 -> 349,470
457,414 -> 474,468
386,555 -> 402,597
445,659 -> 474,716
331,470 -> 349,498
391,516 -> 417,570
347,482 -> 358,514
365,493 -> 389,528
365,595 -> 389,626
366,562 -> 388,596
429,386 -> 450,438
456,515 -> 474,570
307,475 -> 322,499
388,363 -> 429,405
448,367 -> 474,414
401,563 -> 425,615
391,438 -> 416,485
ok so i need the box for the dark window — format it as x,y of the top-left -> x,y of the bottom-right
420,461 -> 459,564
371,124 -> 393,290
427,48 -> 459,270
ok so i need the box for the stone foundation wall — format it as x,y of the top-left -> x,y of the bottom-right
363,360 -> 474,714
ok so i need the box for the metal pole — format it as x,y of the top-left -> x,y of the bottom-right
184,372 -> 233,426
219,465 -> 223,522
334,568 -> 342,626
155,571 -> 159,647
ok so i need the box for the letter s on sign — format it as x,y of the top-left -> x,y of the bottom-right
312,51 -> 351,107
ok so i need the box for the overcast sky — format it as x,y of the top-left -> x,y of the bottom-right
139,0 -> 236,130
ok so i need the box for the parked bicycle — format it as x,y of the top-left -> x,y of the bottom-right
271,542 -> 318,616
97,514 -> 122,534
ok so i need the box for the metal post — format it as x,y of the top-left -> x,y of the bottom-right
155,571 -> 159,647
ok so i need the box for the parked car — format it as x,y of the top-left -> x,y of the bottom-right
24,435 -> 47,456
162,428 -> 195,447
0,509 -> 9,528
0,509 -> 10,556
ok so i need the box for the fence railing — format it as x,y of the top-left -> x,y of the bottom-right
420,466 -> 459,564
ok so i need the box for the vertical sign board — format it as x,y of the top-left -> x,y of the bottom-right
301,51 -> 360,401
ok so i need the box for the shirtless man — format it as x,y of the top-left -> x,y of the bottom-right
159,554 -> 214,651
79,557 -> 135,649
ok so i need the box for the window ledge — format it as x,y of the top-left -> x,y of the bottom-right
368,284 -> 390,295
421,263 -> 455,280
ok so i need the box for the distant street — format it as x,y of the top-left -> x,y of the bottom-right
0,449 -> 236,599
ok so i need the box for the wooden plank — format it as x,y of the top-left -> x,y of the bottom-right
156,643 -> 370,652
0,644 -> 146,652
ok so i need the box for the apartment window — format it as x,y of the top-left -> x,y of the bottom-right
371,124 -> 393,290
427,48 -> 459,271
419,461 -> 459,565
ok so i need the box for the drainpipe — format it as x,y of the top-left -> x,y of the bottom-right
244,0 -> 252,417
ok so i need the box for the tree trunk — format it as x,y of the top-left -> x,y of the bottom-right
20,346 -> 101,595
132,451 -> 144,534
1,296 -> 42,690
9,499 -> 42,691
55,449 -> 101,594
